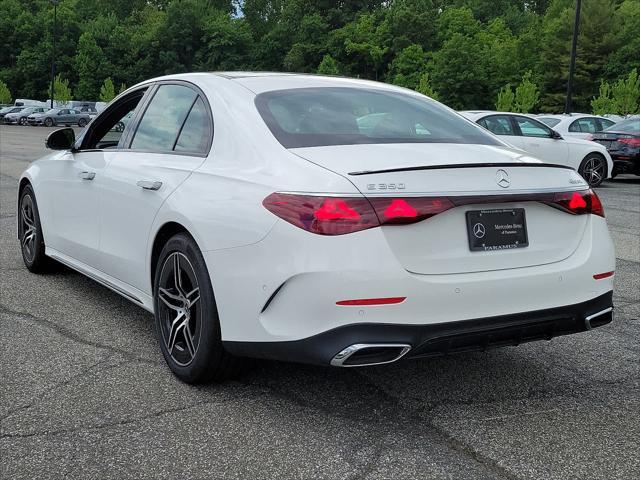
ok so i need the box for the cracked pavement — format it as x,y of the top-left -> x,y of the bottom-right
1,125 -> 639,479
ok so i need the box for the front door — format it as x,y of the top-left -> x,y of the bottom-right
96,83 -> 213,293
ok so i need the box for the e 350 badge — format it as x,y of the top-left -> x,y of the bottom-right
367,183 -> 406,190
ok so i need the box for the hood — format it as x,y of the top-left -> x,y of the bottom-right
290,142 -> 545,177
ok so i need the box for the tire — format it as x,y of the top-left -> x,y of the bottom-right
78,118 -> 87,127
44,117 -> 54,127
18,185 -> 55,273
153,233 -> 246,383
578,153 -> 607,187
19,116 -> 27,125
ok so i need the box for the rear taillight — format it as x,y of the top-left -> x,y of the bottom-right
263,189 -> 604,235
552,189 -> 604,217
618,137 -> 640,147
262,193 -> 379,235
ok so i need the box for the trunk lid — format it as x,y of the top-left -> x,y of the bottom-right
292,143 -> 589,274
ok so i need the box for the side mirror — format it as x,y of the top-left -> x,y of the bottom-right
46,128 -> 76,150
551,129 -> 563,140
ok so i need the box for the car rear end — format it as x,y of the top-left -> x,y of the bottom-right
216,78 -> 615,367
590,118 -> 640,176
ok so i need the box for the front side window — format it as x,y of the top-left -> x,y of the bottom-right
514,117 -> 552,138
130,84 -> 198,152
255,87 -> 499,148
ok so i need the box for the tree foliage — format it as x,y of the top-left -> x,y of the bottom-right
99,77 -> 115,103
513,71 -> 540,113
593,69 -> 640,116
0,80 -> 11,104
53,74 -> 72,103
0,0 -> 636,114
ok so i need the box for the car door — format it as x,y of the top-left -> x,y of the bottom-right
43,89 -> 150,267
477,114 -> 525,149
96,82 -> 213,293
512,115 -> 569,164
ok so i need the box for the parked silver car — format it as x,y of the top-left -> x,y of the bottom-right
28,108 -> 91,127
0,106 -> 26,123
4,106 -> 49,125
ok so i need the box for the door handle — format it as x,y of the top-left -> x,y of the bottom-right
79,171 -> 95,180
137,180 -> 162,191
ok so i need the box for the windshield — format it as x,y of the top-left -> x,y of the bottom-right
606,118 -> 639,134
538,117 -> 561,128
255,87 -> 501,148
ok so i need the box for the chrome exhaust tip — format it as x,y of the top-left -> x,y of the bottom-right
330,343 -> 411,367
584,307 -> 613,330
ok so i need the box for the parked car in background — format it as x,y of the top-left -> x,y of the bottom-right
0,106 -> 26,122
28,108 -> 91,127
4,106 -> 49,125
461,111 -> 613,187
78,104 -> 99,118
589,117 -> 640,178
537,114 -> 616,140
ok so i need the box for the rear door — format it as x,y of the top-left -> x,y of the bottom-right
513,115 -> 569,164
96,82 -> 213,293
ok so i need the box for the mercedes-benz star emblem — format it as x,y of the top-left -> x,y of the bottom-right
496,169 -> 510,188
473,222 -> 486,239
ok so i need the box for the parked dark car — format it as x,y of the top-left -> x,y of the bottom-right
590,117 -> 640,178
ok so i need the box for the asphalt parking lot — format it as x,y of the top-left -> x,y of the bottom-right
1,124 -> 639,480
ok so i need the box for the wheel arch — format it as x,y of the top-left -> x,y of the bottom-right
17,177 -> 33,239
150,221 -> 196,292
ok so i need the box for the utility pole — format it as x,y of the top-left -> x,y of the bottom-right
49,0 -> 59,109
564,0 -> 582,114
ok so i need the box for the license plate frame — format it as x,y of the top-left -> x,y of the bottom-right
466,208 -> 528,252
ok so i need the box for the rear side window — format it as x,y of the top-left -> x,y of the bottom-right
538,117 -> 561,128
255,87 -> 499,148
131,84 -> 198,152
598,119 -> 615,130
569,118 -> 598,133
478,115 -> 515,135
174,96 -> 211,154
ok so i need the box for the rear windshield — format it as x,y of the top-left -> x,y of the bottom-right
606,118 -> 639,134
538,117 -> 561,127
255,87 -> 501,148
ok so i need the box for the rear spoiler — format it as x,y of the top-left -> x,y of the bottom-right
348,162 -> 573,176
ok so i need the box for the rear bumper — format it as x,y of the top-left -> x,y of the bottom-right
612,157 -> 640,175
223,291 -> 614,365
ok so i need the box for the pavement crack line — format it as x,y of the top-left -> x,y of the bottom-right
0,354 -> 121,423
0,399 -> 217,440
0,303 -> 160,365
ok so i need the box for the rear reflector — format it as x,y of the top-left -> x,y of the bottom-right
593,271 -> 614,280
336,297 -> 406,306
263,189 -> 604,235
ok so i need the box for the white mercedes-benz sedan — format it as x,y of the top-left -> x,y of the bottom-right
460,111 -> 613,187
18,73 -> 615,383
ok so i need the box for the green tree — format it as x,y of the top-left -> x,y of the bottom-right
611,69 -> 640,115
0,80 -> 11,104
389,45 -> 427,89
496,84 -> 515,111
415,72 -> 438,100
118,83 -> 128,94
317,54 -> 340,75
591,81 -> 615,115
513,71 -> 540,113
99,78 -> 116,102
53,74 -> 73,104
75,32 -> 108,100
